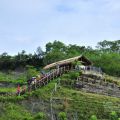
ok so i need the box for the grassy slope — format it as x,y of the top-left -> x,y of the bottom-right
0,103 -> 33,120
31,80 -> 120,119
0,72 -> 120,119
0,80 -> 120,120
0,72 -> 27,84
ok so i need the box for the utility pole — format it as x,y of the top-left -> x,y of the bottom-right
50,76 -> 62,120
50,93 -> 54,120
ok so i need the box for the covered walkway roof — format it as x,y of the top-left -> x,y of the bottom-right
43,55 -> 92,70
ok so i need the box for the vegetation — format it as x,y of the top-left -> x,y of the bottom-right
34,112 -> 46,120
26,65 -> 39,80
0,40 -> 120,77
90,115 -> 98,120
0,77 -> 120,119
58,112 -> 67,120
0,103 -> 33,120
0,40 -> 120,120
109,111 -> 118,120
0,72 -> 26,84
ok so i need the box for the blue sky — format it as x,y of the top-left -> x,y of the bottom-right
0,0 -> 120,55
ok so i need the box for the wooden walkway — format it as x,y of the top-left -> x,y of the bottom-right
0,66 -> 71,97
20,66 -> 71,95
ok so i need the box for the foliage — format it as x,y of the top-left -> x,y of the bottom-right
0,40 -> 120,77
85,51 -> 120,76
109,111 -> 118,120
69,71 -> 80,79
1,77 -> 120,120
0,71 -> 26,84
72,60 -> 82,66
34,112 -> 46,120
58,112 -> 67,120
0,50 -> 43,70
90,115 -> 98,120
0,103 -> 33,120
26,65 -> 38,79
97,40 -> 120,52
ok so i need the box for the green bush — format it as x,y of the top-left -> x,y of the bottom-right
26,65 -> 38,79
34,112 -> 46,120
58,112 -> 67,120
69,71 -> 79,79
90,115 -> 97,120
109,111 -> 118,120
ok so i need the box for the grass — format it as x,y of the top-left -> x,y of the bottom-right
53,86 -> 120,118
0,87 -> 16,93
0,72 -> 27,84
22,77 -> 120,119
104,74 -> 120,86
0,79 -> 120,119
0,71 -> 120,120
0,102 -> 33,120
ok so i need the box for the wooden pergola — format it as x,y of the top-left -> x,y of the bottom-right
43,55 -> 92,70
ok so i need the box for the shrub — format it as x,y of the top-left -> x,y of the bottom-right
69,71 -> 79,79
109,111 -> 118,120
90,115 -> 97,120
26,65 -> 38,79
34,112 -> 46,120
58,112 -> 67,120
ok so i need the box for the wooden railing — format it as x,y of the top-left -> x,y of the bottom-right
0,66 -> 103,96
20,66 -> 71,95
82,66 -> 103,77
0,66 -> 70,96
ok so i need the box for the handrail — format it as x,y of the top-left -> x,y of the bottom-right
21,66 -> 71,95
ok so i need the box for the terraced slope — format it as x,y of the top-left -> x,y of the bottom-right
75,73 -> 120,98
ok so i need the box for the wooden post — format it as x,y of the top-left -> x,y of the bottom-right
50,98 -> 54,120
60,67 -> 62,76
34,81 -> 36,90
49,72 -> 51,80
61,67 -> 63,74
55,70 -> 56,78
53,70 -> 55,80
63,66 -> 65,71
55,83 -> 57,92
68,65 -> 69,71
47,75 -> 49,84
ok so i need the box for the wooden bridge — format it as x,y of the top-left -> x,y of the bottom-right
1,64 -> 120,99
1,65 -> 104,96
0,66 -> 71,97
21,66 -> 104,95
20,66 -> 71,95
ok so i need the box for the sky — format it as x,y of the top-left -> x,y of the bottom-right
0,0 -> 120,55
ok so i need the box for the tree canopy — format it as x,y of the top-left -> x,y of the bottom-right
0,40 -> 120,77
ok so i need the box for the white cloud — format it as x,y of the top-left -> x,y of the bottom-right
0,0 -> 120,54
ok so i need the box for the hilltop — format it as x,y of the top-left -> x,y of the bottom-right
0,40 -> 120,120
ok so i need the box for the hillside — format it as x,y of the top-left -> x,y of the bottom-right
0,68 -> 120,120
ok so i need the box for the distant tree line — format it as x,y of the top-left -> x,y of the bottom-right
0,40 -> 120,76
0,48 -> 44,71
